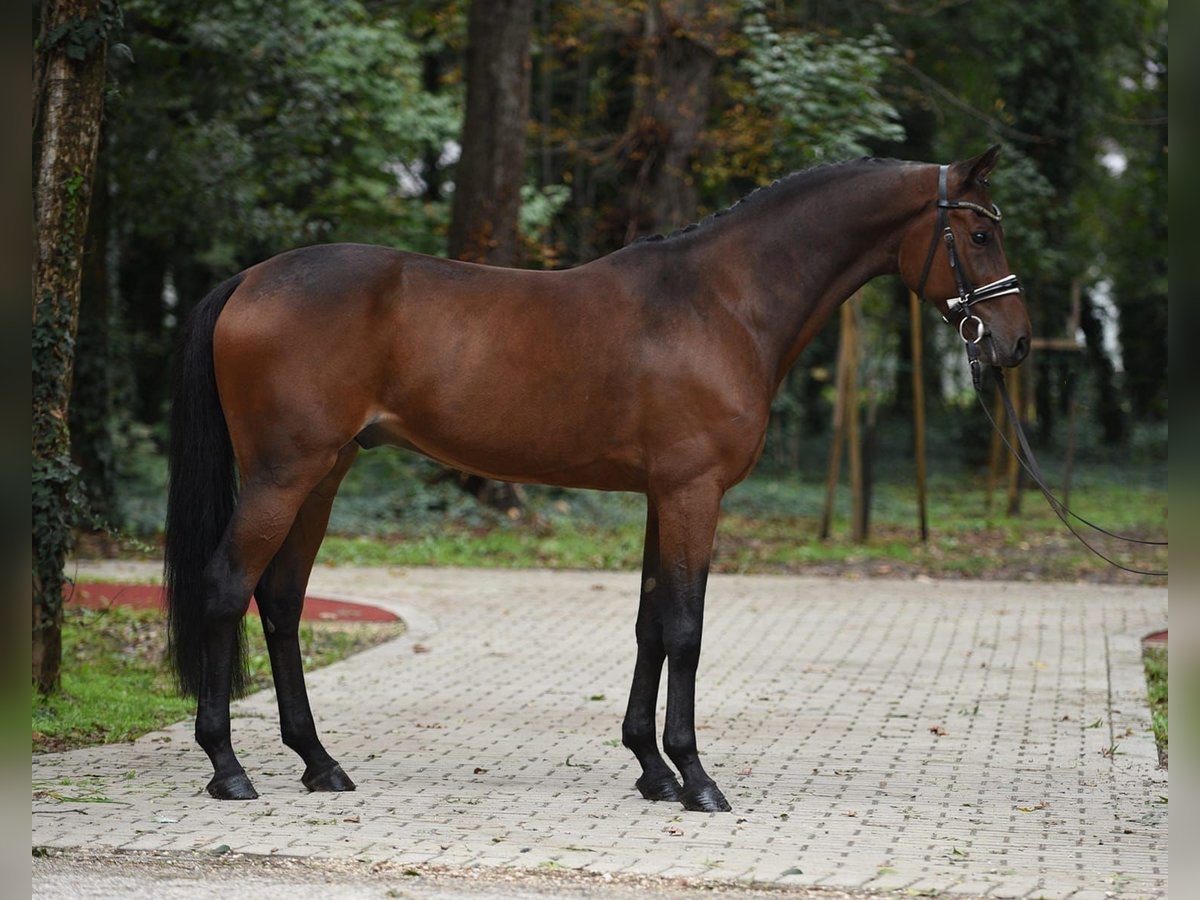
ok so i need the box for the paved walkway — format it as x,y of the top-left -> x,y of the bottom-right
34,563 -> 1168,898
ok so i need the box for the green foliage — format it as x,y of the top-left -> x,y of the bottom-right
42,0 -> 127,61
1142,646 -> 1167,761
110,0 -> 462,265
740,4 -> 904,167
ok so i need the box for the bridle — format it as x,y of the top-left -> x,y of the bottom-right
915,164 -> 1022,389
911,164 -> 1166,577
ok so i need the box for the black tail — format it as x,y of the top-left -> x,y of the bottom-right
163,273 -> 247,698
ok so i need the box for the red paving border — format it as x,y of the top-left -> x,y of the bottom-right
64,582 -> 399,623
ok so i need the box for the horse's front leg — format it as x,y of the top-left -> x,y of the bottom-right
622,498 -> 683,802
654,478 -> 731,813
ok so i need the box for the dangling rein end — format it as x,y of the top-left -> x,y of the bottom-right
976,365 -> 1167,578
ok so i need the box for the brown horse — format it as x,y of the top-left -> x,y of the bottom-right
164,146 -> 1030,812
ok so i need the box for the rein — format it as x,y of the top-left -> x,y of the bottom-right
916,165 -> 1168,578
977,367 -> 1167,577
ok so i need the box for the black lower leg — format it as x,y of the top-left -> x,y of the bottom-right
662,571 -> 724,816
263,619 -> 355,792
622,504 -> 682,801
196,610 -> 257,800
623,636 -> 682,801
663,650 -> 730,813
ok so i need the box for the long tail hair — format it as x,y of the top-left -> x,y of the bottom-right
163,273 -> 247,698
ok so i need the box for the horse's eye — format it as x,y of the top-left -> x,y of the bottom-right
971,231 -> 990,245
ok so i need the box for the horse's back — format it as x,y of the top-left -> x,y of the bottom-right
211,244 -> 652,485
212,242 -> 768,491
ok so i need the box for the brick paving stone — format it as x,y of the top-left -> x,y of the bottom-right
34,562 -> 1167,897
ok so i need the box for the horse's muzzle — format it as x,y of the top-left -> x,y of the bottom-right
985,332 -> 1030,368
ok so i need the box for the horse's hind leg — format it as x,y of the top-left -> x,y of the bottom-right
622,499 -> 684,802
196,451 -> 343,800
254,443 -> 358,793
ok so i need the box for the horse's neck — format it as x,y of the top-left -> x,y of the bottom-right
716,168 -> 925,388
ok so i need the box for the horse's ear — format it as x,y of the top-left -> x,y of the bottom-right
952,145 -> 1001,188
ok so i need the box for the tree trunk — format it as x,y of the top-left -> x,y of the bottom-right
447,0 -> 534,266
445,0 -> 534,512
32,0 -> 109,694
622,0 -> 734,240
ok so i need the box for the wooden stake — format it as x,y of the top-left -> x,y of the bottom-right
1063,371 -> 1078,510
846,300 -> 864,543
909,291 -> 928,542
819,309 -> 850,540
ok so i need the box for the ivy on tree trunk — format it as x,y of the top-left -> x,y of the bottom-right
32,0 -> 110,695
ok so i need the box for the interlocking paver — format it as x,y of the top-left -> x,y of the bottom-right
34,562 -> 1167,896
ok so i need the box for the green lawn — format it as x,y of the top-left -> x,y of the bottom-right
31,605 -> 403,754
311,470 -> 1167,583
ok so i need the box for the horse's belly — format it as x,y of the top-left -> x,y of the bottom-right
360,401 -> 649,492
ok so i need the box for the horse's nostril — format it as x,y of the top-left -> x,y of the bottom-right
1014,335 -> 1030,362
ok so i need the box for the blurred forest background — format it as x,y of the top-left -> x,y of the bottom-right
52,0 -> 1167,563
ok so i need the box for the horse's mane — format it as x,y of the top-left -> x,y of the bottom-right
631,156 -> 914,245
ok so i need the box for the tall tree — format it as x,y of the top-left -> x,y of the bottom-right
32,0 -> 111,693
448,0 -> 534,265
621,0 -> 735,240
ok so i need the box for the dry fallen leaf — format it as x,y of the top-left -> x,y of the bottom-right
929,725 -> 948,736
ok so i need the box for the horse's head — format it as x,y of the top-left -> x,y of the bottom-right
899,146 -> 1032,368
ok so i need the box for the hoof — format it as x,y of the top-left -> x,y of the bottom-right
680,781 -> 731,813
303,763 -> 356,793
206,771 -> 258,800
636,772 -> 683,802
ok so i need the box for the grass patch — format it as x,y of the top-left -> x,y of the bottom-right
1143,646 -> 1167,766
312,475 -> 1166,583
32,605 -> 404,754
